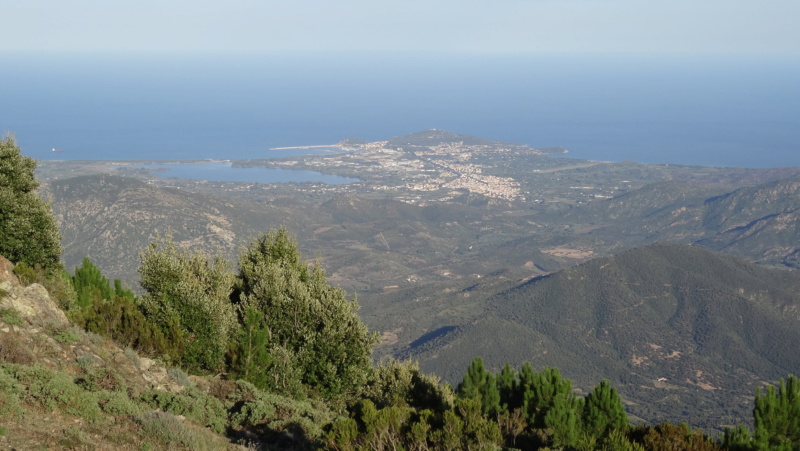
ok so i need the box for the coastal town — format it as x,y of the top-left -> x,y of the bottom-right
260,130 -> 561,203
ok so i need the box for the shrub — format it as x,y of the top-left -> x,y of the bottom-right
228,380 -> 333,447
78,295 -> 175,359
0,308 -> 24,327
54,327 -> 81,345
139,388 -> 227,434
138,236 -> 236,373
134,410 -> 213,450
0,368 -> 22,420
98,390 -> 143,416
3,363 -> 103,420
234,228 -> 379,399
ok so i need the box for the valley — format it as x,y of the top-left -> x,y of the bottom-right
35,130 -> 800,432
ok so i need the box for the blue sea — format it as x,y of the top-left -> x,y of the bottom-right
2,52 -> 799,168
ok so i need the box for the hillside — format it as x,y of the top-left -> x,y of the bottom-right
406,243 -> 800,431
0,255 -> 250,449
44,174 -> 568,293
558,175 -> 800,268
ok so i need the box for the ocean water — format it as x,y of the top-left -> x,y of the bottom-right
2,52 -> 799,168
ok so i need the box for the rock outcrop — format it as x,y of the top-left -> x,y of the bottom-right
0,255 -> 69,328
0,254 -> 184,393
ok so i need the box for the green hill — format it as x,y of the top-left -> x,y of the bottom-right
408,243 -> 800,431
558,175 -> 800,268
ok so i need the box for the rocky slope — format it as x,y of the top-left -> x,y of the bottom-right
0,255 -> 244,449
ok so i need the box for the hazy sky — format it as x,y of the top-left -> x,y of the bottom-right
3,0 -> 799,54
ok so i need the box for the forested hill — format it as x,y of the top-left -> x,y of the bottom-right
556,175 -> 800,268
409,243 -> 800,431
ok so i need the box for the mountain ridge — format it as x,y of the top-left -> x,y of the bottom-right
406,243 -> 800,431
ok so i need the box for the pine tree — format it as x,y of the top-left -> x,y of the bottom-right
497,362 -> 517,413
231,307 -> 273,389
753,375 -> 800,449
456,357 -> 500,415
522,366 -> 574,427
544,392 -> 585,448
583,379 -> 629,438
72,257 -> 113,309
0,134 -> 62,269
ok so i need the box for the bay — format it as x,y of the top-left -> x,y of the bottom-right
2,52 -> 799,168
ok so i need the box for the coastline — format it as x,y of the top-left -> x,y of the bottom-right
268,144 -> 343,152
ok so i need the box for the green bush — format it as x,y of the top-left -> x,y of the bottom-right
134,410 -> 213,451
234,228 -> 379,399
228,380 -> 333,445
138,237 -> 236,373
0,308 -> 24,327
139,388 -> 227,434
0,368 -> 22,420
2,363 -> 103,420
53,327 -> 81,345
78,295 -> 176,360
98,390 -> 143,416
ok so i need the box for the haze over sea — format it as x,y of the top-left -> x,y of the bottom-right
3,53 -> 799,168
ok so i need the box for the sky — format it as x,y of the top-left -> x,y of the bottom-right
2,0 -> 799,55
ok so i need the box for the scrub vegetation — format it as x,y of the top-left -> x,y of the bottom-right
2,136 -> 799,449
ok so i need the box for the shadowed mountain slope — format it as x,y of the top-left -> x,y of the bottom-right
409,243 -> 800,431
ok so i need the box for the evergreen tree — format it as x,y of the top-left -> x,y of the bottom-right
517,362 -> 536,404
497,362 -> 517,412
231,307 -> 273,390
522,366 -> 574,427
0,134 -> 62,269
456,357 -> 500,415
235,228 -> 378,399
753,375 -> 800,449
583,378 -> 629,438
72,257 -> 113,309
138,236 -> 237,372
544,392 -> 585,448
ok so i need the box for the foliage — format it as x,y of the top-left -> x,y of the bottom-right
0,308 -> 24,327
65,257 -> 173,357
583,378 -> 629,438
1,363 -> 103,420
753,374 -> 800,449
98,390 -> 144,416
140,388 -> 228,434
227,380 -> 333,447
363,358 -> 454,412
0,134 -> 63,269
138,236 -> 237,373
457,356 -> 500,416
72,257 -> 114,310
233,228 -> 379,399
229,306 -> 273,390
133,410 -> 215,451
628,422 -> 722,451
53,327 -> 81,345
78,294 -> 174,358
